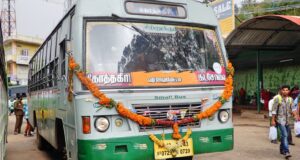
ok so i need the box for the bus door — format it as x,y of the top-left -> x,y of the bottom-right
58,39 -> 68,112
58,38 -> 76,159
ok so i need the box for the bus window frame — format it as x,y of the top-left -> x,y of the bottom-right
43,44 -> 47,67
28,31 -> 62,93
34,57 -> 37,74
51,32 -> 58,61
37,51 -> 40,72
82,17 -> 227,90
59,39 -> 67,77
40,47 -> 44,71
46,39 -> 52,65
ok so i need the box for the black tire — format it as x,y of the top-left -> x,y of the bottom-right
59,147 -> 67,160
56,119 -> 67,160
169,156 -> 193,160
36,127 -> 47,150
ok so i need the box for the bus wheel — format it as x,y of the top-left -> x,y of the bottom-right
60,147 -> 67,160
36,127 -> 47,150
168,156 -> 193,160
56,119 -> 67,160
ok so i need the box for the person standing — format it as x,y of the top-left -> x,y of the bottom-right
291,85 -> 300,100
14,96 -> 24,135
8,98 -> 15,115
269,89 -> 282,144
293,93 -> 300,137
239,88 -> 246,105
262,89 -> 271,111
271,85 -> 297,159
23,97 -> 32,136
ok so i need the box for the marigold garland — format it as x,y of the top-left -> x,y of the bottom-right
116,103 -> 153,126
149,134 -> 165,147
182,128 -> 192,142
69,57 -> 115,108
172,123 -> 181,139
68,56 -> 234,140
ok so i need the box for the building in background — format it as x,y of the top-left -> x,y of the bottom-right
4,35 -> 42,86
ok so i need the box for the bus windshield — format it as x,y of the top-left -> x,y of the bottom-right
85,22 -> 225,88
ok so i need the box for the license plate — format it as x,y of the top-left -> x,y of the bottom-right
154,138 -> 194,159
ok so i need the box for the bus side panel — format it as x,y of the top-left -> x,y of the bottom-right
46,89 -> 58,149
36,91 -> 50,142
28,92 -> 35,128
37,92 -> 45,136
0,78 -> 8,160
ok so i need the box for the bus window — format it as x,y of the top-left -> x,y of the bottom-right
60,41 -> 66,77
54,58 -> 58,86
39,50 -> 43,71
43,45 -> 47,67
47,40 -> 52,65
33,58 -> 36,74
51,32 -> 57,61
37,52 -> 40,71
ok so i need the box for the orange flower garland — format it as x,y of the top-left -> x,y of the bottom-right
68,56 -> 234,140
196,61 -> 234,120
69,57 -> 114,107
116,103 -> 153,126
149,134 -> 165,147
172,123 -> 181,139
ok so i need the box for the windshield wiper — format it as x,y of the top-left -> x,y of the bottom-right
130,25 -> 161,50
111,14 -> 161,51
177,69 -> 195,73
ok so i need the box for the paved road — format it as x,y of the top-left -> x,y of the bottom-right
200,125 -> 300,160
6,115 -> 56,160
5,113 -> 300,160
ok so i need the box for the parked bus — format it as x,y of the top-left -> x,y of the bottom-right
0,22 -> 8,160
28,0 -> 233,160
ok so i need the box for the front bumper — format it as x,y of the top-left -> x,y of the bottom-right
78,128 -> 234,160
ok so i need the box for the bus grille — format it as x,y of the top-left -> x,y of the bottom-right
132,103 -> 202,132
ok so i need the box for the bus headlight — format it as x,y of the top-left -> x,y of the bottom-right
94,117 -> 110,132
115,118 -> 123,127
218,110 -> 229,123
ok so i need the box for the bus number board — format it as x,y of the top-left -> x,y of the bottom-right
154,138 -> 194,159
125,1 -> 186,18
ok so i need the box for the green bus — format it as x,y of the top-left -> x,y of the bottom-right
0,22 -> 8,160
28,0 -> 233,159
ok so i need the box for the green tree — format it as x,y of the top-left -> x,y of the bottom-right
237,0 -> 300,25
